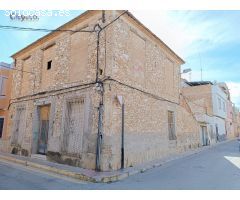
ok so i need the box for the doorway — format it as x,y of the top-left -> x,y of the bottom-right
216,124 -> 219,142
38,105 -> 50,155
201,126 -> 208,146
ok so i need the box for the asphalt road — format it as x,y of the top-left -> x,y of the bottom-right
0,140 -> 240,190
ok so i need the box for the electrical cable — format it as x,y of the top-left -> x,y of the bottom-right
0,25 -> 94,33
104,77 -> 180,105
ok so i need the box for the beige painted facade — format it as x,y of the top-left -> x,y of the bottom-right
181,80 -> 238,145
233,106 -> 240,137
181,83 -> 216,145
0,63 -> 13,152
5,10 -> 200,171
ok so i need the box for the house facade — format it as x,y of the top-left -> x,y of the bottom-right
233,106 -> 240,137
182,81 -> 228,146
218,82 -> 235,139
0,62 -> 13,152
5,10 -> 200,171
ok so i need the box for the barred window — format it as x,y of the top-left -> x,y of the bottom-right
168,110 -> 176,140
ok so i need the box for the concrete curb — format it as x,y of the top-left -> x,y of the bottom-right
0,139 -> 236,183
0,154 -> 97,182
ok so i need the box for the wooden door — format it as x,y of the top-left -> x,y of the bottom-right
38,105 -> 50,155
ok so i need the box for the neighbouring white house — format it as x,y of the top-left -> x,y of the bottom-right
212,83 -> 227,140
218,82 -> 235,139
181,80 -> 228,146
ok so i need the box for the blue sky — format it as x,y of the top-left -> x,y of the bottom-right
0,10 -> 239,106
0,10 -> 84,62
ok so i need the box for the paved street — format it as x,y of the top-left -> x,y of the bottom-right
0,140 -> 240,190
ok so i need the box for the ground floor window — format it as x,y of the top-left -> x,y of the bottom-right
168,110 -> 176,140
201,125 -> 208,146
0,118 -> 4,138
63,98 -> 85,154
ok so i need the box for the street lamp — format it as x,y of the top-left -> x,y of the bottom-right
181,68 -> 192,74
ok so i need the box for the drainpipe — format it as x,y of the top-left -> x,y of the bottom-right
96,99 -> 103,171
117,95 -> 125,169
121,103 -> 125,169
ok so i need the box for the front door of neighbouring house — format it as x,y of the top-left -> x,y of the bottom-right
38,105 -> 50,155
216,124 -> 219,142
201,126 -> 208,146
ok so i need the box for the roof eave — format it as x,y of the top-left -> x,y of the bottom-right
11,10 -> 97,59
126,11 -> 185,65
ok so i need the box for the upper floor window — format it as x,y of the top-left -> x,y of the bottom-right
47,60 -> 52,70
223,102 -> 226,112
218,98 -> 221,110
0,76 -> 7,97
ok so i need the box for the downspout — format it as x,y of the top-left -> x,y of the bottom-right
121,103 -> 125,169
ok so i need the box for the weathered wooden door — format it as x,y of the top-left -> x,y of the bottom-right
38,105 -> 50,154
12,107 -> 26,146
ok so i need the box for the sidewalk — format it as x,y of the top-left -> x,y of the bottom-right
0,139 -> 235,183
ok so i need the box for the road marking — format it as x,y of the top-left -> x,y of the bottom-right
224,156 -> 240,169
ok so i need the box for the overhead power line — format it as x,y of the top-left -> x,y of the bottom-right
0,25 -> 94,33
0,11 -> 129,34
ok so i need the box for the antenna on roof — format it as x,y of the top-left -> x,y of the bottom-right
201,67 -> 203,81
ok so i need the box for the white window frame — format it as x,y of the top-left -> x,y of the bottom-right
0,75 -> 8,97
218,97 -> 221,110
223,101 -> 226,112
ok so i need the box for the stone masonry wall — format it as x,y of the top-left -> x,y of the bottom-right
100,82 -> 200,170
98,15 -> 200,170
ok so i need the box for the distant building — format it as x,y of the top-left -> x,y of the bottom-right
181,80 -> 228,145
218,82 -> 235,139
0,62 -> 13,152
233,106 -> 240,137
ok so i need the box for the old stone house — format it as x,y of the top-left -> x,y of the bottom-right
0,62 -> 13,152
5,10 -> 200,171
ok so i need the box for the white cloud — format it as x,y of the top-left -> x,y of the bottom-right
130,10 -> 240,59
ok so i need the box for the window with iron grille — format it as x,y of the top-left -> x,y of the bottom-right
168,110 -> 176,140
63,98 -> 85,154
